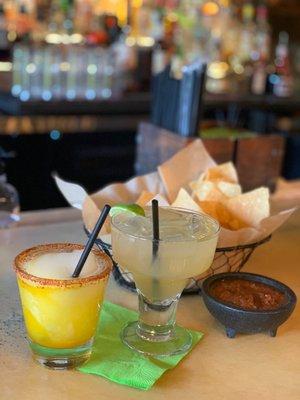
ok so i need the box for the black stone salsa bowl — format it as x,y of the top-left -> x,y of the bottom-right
202,272 -> 297,338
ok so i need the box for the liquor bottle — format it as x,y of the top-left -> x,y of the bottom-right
238,2 -> 256,65
135,0 -> 153,38
74,0 -> 93,34
235,2 -> 256,93
47,0 -> 63,33
60,0 -> 74,34
222,4 -> 241,63
251,59 -> 267,95
85,14 -> 108,45
0,3 -> 9,51
272,31 -> 293,98
48,0 -> 74,34
251,4 -> 271,95
255,3 -> 271,62
18,3 -> 32,42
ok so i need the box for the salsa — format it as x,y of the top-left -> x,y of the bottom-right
210,278 -> 286,311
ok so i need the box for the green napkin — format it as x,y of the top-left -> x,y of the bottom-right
78,301 -> 203,390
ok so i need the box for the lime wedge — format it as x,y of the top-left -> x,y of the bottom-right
109,203 -> 145,218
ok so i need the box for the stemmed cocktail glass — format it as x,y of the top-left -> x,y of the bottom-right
111,207 -> 219,356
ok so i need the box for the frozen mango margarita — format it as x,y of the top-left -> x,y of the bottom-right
14,243 -> 112,369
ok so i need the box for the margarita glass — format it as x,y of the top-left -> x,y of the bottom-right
111,207 -> 219,356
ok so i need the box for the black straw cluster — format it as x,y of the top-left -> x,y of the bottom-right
151,62 -> 207,137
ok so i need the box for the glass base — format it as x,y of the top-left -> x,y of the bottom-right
29,339 -> 92,370
121,321 -> 192,357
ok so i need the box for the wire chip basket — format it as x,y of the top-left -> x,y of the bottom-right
91,231 -> 271,295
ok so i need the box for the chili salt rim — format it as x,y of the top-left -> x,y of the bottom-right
14,243 -> 112,287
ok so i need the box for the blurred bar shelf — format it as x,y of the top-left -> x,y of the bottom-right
204,93 -> 300,112
0,91 -> 151,117
0,90 -> 299,119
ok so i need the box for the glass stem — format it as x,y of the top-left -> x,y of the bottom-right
136,290 -> 180,342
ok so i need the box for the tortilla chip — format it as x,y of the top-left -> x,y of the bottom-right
199,200 -> 246,231
158,140 -> 216,202
205,162 -> 239,184
227,218 -> 245,231
189,172 -> 205,192
198,201 -> 219,220
199,201 -> 229,228
225,187 -> 270,227
189,181 -> 198,192
146,194 -> 170,206
217,181 -> 242,198
172,188 -> 202,212
193,181 -> 226,202
136,191 -> 155,206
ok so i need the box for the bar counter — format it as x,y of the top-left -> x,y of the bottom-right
0,207 -> 300,399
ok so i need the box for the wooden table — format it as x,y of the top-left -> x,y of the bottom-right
1,208 -> 300,400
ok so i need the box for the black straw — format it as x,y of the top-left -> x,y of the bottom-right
72,204 -> 111,278
151,199 -> 160,258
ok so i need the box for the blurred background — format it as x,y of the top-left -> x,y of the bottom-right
0,0 -> 299,212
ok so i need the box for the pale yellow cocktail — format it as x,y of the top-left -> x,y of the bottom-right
14,243 -> 112,369
112,207 -> 219,301
111,207 -> 219,356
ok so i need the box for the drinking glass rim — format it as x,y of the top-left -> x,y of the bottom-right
14,243 -> 112,287
111,206 -> 220,243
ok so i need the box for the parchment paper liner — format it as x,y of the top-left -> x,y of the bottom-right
55,139 -> 296,248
